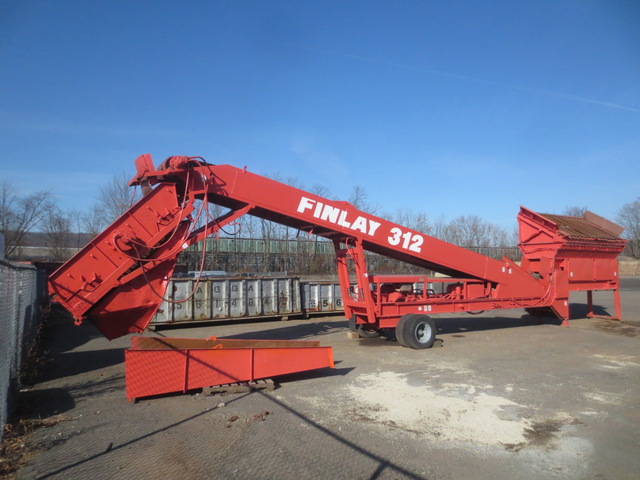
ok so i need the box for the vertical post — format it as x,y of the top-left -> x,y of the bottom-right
249,348 -> 255,382
587,290 -> 593,318
613,288 -> 623,321
333,239 -> 353,320
349,240 -> 377,324
183,350 -> 190,394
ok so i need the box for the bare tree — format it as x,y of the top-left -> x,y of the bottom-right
0,181 -> 53,258
562,206 -> 588,217
349,185 -> 379,214
383,208 -> 431,234
617,197 -> 640,258
430,214 -> 448,240
439,215 -> 510,248
309,184 -> 332,199
280,175 -> 306,242
43,207 -> 73,261
237,214 -> 259,239
100,172 -> 136,220
83,172 -> 138,236
82,206 -> 107,238
509,225 -> 520,248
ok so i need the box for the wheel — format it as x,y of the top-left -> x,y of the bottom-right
357,327 -> 380,338
380,328 -> 396,340
348,316 -> 380,337
395,314 -> 420,346
396,314 -> 436,349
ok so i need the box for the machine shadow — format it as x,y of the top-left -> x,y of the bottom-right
151,312 -> 345,335
434,300 -> 614,336
570,302 -> 611,318
42,348 -> 125,381
17,388 -> 76,418
45,306 -> 106,354
218,319 -> 349,341
434,315 -> 554,335
40,308 -> 126,381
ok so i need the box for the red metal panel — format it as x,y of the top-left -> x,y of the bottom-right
48,184 -> 184,319
89,257 -> 179,339
568,258 -> 595,282
594,259 -> 619,281
252,347 -> 335,379
125,349 -> 187,401
517,206 -> 626,320
124,338 -> 334,401
186,350 -> 252,390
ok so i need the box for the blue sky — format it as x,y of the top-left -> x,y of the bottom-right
1,1 -> 639,228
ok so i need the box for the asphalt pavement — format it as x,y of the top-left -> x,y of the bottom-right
14,276 -> 640,480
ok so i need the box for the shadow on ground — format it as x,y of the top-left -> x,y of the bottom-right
217,319 -> 348,341
570,302 -> 612,319
17,388 -> 76,418
43,349 -> 125,381
45,306 -> 105,354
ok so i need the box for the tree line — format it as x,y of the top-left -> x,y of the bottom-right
1,174 -> 639,263
0,173 -> 134,261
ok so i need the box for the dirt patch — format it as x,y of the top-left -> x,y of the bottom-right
0,415 -> 68,479
594,321 -> 640,338
345,371 -> 531,446
224,410 -> 271,428
503,416 -> 584,452
523,419 -> 563,446
251,410 -> 271,422
503,419 -> 561,452
347,407 -> 423,435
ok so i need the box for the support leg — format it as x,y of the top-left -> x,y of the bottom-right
585,289 -> 621,321
613,288 -> 622,321
587,290 -> 594,318
551,298 -> 570,327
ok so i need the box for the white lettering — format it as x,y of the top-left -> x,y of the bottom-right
313,201 -> 324,218
337,211 -> 351,228
351,216 -> 367,233
320,205 -> 340,223
297,197 -> 315,214
297,195 -> 385,242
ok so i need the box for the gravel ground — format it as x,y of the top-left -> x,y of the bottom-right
13,276 -> 640,480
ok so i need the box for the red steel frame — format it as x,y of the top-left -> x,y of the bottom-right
48,154 -> 627,342
125,337 -> 334,401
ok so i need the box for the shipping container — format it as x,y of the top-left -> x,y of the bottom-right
301,281 -> 344,315
152,276 -> 313,326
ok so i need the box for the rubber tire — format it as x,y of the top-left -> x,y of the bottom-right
357,327 -> 381,338
397,314 -> 436,349
395,314 -> 417,346
349,316 -> 381,338
381,328 -> 396,340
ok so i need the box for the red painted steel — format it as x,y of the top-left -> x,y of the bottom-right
125,337 -> 334,401
518,207 -> 626,320
48,154 -> 627,348
48,184 -> 194,339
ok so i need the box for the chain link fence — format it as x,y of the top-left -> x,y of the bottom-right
0,256 -> 47,442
